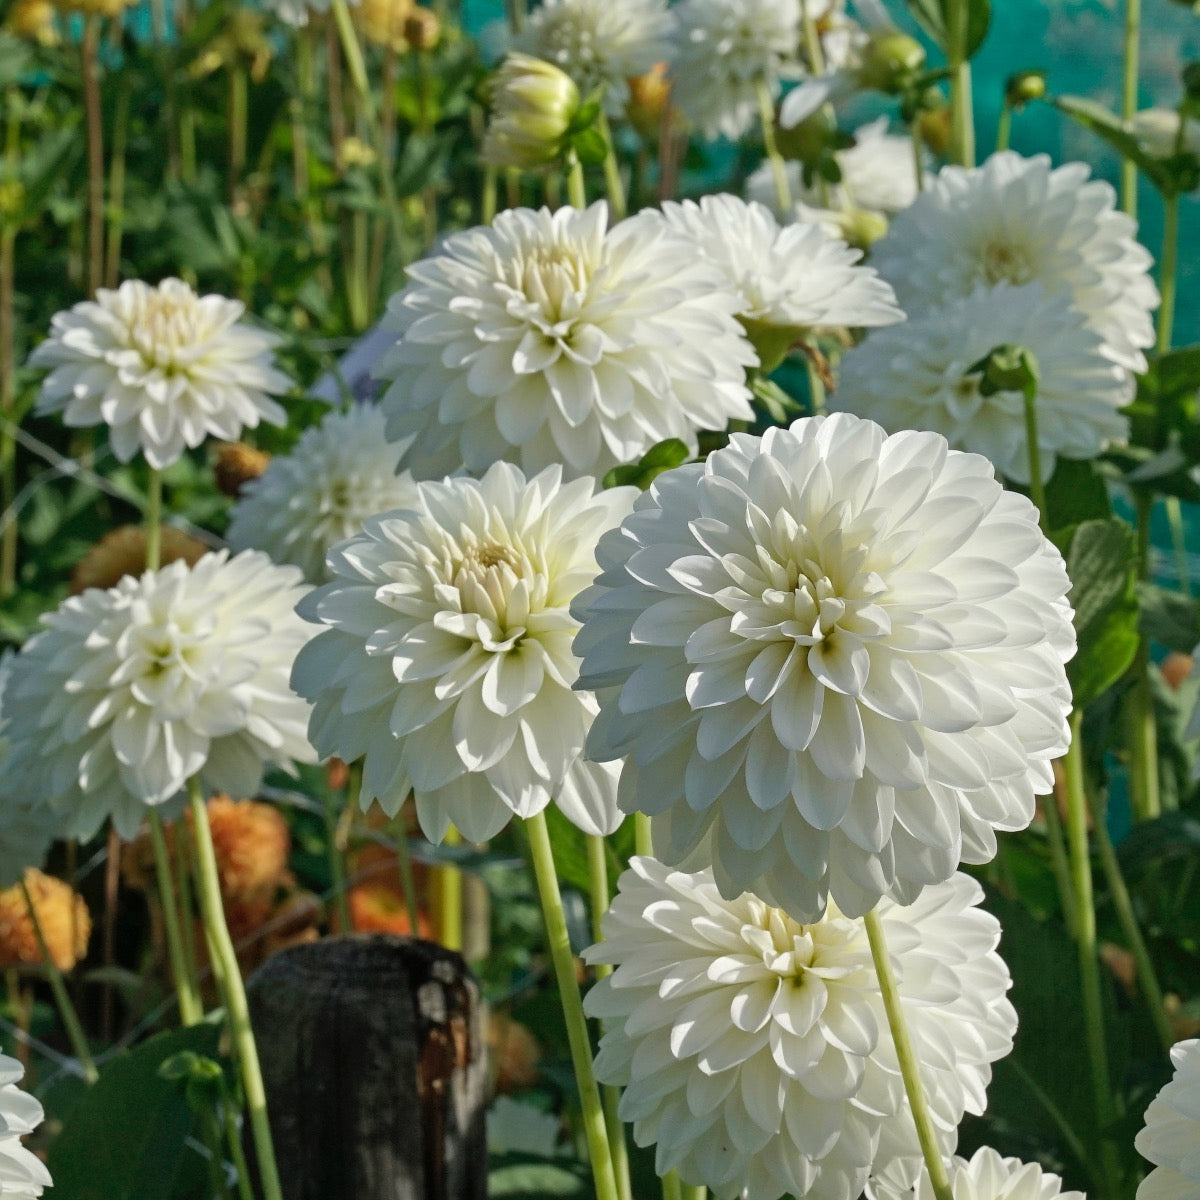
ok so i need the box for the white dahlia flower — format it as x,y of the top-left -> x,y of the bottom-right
653,194 -> 902,337
227,405 -> 419,583
376,203 -> 756,481
870,152 -> 1158,373
831,283 -> 1131,484
1136,1038 -> 1200,1200
586,860 -> 1016,1200
516,0 -> 674,116
573,412 -> 1075,922
913,1147 -> 1086,1200
1,552 -> 316,840
0,655 -> 56,889
291,462 -> 637,842
746,117 -> 925,221
0,1057 -> 51,1198
669,0 -> 802,142
29,278 -> 291,470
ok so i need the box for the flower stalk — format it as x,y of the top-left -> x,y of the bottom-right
82,16 -> 105,296
755,80 -> 792,213
945,0 -> 975,167
145,467 -> 163,572
149,810 -> 204,1026
1121,0 -> 1141,217
1156,192 -> 1179,354
433,826 -> 463,952
325,770 -> 353,933
596,111 -> 627,220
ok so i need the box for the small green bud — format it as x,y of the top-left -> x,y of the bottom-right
969,344 -> 1040,397
774,108 -> 837,163
481,53 -> 581,172
857,30 -> 925,95
1005,70 -> 1047,109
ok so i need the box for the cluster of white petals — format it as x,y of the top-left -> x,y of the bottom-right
0,1056 -> 52,1198
516,0 -> 674,116
832,283 -> 1131,483
870,152 -> 1158,373
574,413 -> 1075,921
29,278 -> 291,469
228,405 -> 419,583
915,1147 -> 1086,1200
1,552 -> 316,840
292,462 -> 636,842
1136,1038 -> 1200,1200
376,203 -> 756,481
586,859 -> 1016,1200
669,0 -> 802,141
652,195 -> 902,333
261,0 -> 355,26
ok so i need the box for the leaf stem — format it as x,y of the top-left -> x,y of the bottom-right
81,16 -> 105,296
1156,192 -> 1178,355
596,111 -> 627,220
755,80 -> 792,213
149,810 -> 203,1026
145,466 -> 162,572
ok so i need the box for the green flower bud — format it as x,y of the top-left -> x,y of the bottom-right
1005,71 -> 1047,109
774,108 -> 837,163
969,344 -> 1040,398
481,53 -> 581,172
857,31 -> 925,95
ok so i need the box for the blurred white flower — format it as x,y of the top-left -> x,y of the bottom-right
653,194 -> 902,337
1126,108 -> 1200,158
516,0 -> 674,116
669,0 -> 802,141
831,283 -> 1131,484
228,405 -> 419,584
573,412 -> 1075,922
871,152 -> 1159,373
29,278 -> 291,470
487,1096 -> 567,1158
376,203 -> 756,481
746,117 -> 925,221
586,860 -> 1016,1200
2,552 -> 316,840
913,1147 -> 1086,1200
0,1056 -> 52,1198
0,654 -> 56,889
1136,1038 -> 1200,1200
292,462 -> 636,842
261,0 -> 356,27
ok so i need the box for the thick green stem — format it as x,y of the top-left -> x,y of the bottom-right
755,80 -> 791,213
149,810 -> 203,1026
596,111 -> 627,220
1022,382 -> 1048,527
996,102 -> 1012,153
634,813 -> 653,858
504,0 -> 525,34
1120,0 -> 1141,217
1156,193 -> 1178,355
662,1174 -> 683,1200
104,80 -> 131,287
82,16 -> 105,297
434,826 -> 463,952
20,880 -> 99,1083
566,155 -> 587,210
188,776 -> 284,1200
145,467 -> 162,572
1063,711 -> 1121,1199
1040,796 -> 1078,937
228,66 -> 248,208
863,908 -> 953,1200
524,812 -> 620,1200
945,0 -> 976,167
482,165 -> 498,224
682,1187 -> 707,1200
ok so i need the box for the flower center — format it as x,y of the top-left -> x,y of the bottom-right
129,293 -> 199,369
980,239 -> 1034,286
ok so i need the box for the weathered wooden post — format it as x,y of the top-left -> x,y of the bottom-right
246,934 -> 487,1200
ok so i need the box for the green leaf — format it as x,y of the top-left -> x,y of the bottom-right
1137,583 -> 1200,653
488,1156 -> 591,1199
1063,519 -> 1140,707
1052,96 -> 1175,193
46,1023 -> 223,1200
1043,458 -> 1112,528
602,439 -> 690,490
905,0 -> 991,57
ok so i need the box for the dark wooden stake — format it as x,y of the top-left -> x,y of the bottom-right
246,934 -> 487,1200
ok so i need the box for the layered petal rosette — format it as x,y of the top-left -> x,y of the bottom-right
29,278 -> 291,469
831,283 -> 1131,483
1,552 -> 316,839
291,463 -> 637,842
574,413 -> 1075,921
586,859 -> 1016,1200
912,1147 -> 1086,1200
227,405 -> 420,583
870,152 -> 1158,373
376,203 -> 756,482
0,1056 -> 51,1198
1136,1038 -> 1200,1200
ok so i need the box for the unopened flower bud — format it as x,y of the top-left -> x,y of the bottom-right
857,30 -> 925,95
403,5 -> 439,51
1005,70 -> 1047,109
774,107 -> 837,163
969,343 -> 1040,397
625,62 -> 671,140
915,105 -> 952,158
482,53 -> 581,171
827,206 -> 889,250
1126,108 -> 1200,159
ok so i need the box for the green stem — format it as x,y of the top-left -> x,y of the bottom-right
482,165 -> 498,224
1120,0 -> 1141,217
1089,783 -> 1173,1053
145,467 -> 162,572
863,908 -> 953,1200
996,101 -> 1012,152
1156,192 -> 1178,354
0,222 -> 16,600
224,1101 -> 256,1200
173,819 -> 202,1013
1021,381 -> 1048,526
229,67 -> 248,208
1165,496 -> 1192,597
800,0 -> 826,75
504,0 -> 525,34
325,772 -> 353,933
435,826 -> 463,952
524,812 -> 620,1200
805,354 -> 826,417
755,80 -> 791,213
104,79 -> 130,287
188,776 -> 284,1200
1128,492 -> 1160,822
910,124 -> 926,193
20,880 -> 99,1084
634,813 -> 653,858
596,111 -> 627,220
566,154 -> 587,210
682,1187 -> 708,1200
662,1173 -> 683,1200
945,0 -> 976,167
1063,711 -> 1121,1199
149,810 -> 204,1026
81,16 -> 105,296
1040,796 -> 1078,938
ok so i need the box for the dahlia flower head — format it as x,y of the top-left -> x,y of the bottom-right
29,278 -> 291,470
1136,1038 -> 1200,1200
515,0 -> 674,117
0,551 -> 317,840
227,404 -> 420,583
651,194 -> 902,343
0,1056 -> 51,1198
669,0 -> 802,142
832,282 -> 1132,484
375,202 -> 756,482
870,152 -> 1158,374
586,860 -> 1016,1200
291,462 -> 637,843
913,1147 -> 1086,1200
573,412 -> 1076,922
0,868 -> 91,973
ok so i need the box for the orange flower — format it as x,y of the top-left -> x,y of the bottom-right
202,795 -> 290,902
71,524 -> 208,594
213,441 -> 271,498
0,869 -> 91,972
348,881 -> 431,937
